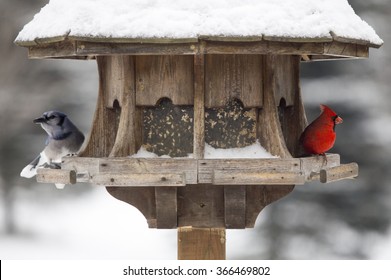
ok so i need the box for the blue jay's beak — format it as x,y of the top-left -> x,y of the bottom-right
33,117 -> 46,124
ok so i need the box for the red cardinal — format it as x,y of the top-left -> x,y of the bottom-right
299,104 -> 343,157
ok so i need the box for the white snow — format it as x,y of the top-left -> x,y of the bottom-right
0,187 -> 177,259
130,146 -> 176,158
15,0 -> 383,46
131,140 -> 277,159
204,140 -> 277,159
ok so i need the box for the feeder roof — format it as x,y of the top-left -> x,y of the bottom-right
15,0 -> 383,59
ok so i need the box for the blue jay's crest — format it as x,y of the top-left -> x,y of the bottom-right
34,110 -> 66,123
21,110 -> 85,189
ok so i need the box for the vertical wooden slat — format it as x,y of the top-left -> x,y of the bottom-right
205,54 -> 263,108
193,53 -> 205,159
178,227 -> 226,260
79,56 -> 121,157
272,56 -> 296,106
224,186 -> 246,229
109,55 -> 138,157
155,187 -> 178,228
136,55 -> 194,106
258,55 -> 291,158
277,56 -> 308,157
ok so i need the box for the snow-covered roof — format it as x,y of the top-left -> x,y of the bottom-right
15,0 -> 382,48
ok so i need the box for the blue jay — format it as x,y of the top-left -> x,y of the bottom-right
20,111 -> 85,188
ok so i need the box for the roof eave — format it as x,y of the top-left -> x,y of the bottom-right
15,35 -> 377,61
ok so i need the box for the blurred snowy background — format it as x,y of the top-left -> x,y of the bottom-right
0,0 -> 390,259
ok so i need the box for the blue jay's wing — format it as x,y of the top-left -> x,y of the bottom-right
20,152 -> 49,178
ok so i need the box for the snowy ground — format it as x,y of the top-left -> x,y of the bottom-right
0,185 -> 264,259
0,186 -> 176,259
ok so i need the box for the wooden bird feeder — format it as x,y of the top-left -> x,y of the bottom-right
16,0 -> 382,260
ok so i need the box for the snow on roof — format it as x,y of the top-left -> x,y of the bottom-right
15,0 -> 383,47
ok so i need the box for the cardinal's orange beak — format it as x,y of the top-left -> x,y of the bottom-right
335,116 -> 343,124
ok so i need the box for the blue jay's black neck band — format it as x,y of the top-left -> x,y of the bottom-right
52,131 -> 72,141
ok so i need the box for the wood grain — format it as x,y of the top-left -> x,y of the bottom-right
320,162 -> 358,183
36,168 -> 76,185
25,39 -> 373,60
224,186 -> 246,229
93,172 -> 185,186
156,187 -> 178,228
136,55 -> 194,106
205,54 -> 262,108
178,227 -> 226,260
214,170 -> 305,185
193,54 -> 205,159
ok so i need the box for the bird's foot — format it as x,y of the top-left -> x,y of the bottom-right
320,153 -> 328,166
66,153 -> 78,157
41,162 -> 61,169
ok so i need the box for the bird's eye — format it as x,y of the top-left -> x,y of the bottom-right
48,115 -> 56,120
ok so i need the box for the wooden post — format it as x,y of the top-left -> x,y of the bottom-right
176,52 -> 226,260
178,227 -> 226,260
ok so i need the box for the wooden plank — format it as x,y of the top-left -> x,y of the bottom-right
28,40 -> 77,59
198,158 -> 301,184
271,56 -> 296,106
323,41 -> 369,58
300,154 -> 340,181
62,156 -> 100,174
224,186 -> 246,229
136,55 -> 194,106
201,35 -> 263,42
204,40 -> 325,55
36,169 -> 77,185
77,41 -> 198,56
78,56 -> 121,157
99,158 -> 197,184
71,36 -> 199,44
155,187 -> 178,228
193,54 -> 205,159
205,54 -> 263,108
263,35 -> 332,43
178,185 -> 225,228
276,55 -> 308,157
178,227 -> 226,260
106,55 -> 140,157
62,157 -> 197,184
320,162 -> 358,183
26,39 -> 371,59
214,170 -> 305,185
258,55 -> 292,158
92,172 -> 185,186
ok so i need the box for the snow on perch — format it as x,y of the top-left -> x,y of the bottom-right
15,0 -> 383,47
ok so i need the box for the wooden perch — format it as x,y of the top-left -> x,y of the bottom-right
320,163 -> 358,183
36,168 -> 76,185
35,153 -> 354,186
93,172 -> 186,187
213,170 -> 305,185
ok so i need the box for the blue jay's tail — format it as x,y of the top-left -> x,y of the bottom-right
20,152 -> 48,178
